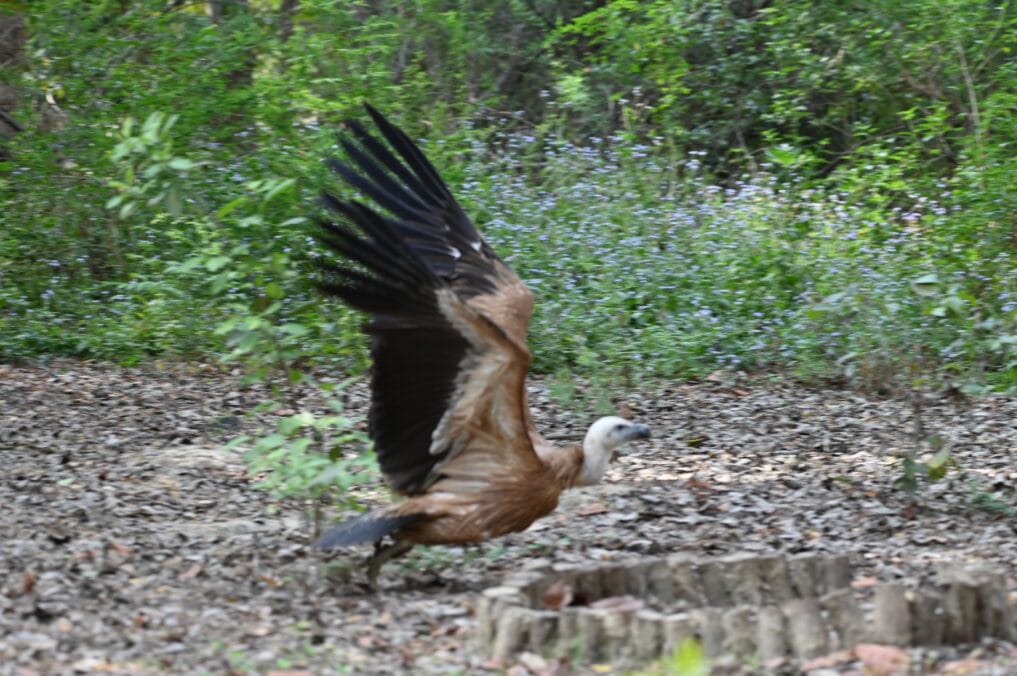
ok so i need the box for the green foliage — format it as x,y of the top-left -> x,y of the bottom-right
2,0 -> 1016,403
553,0 -> 1017,178
632,637 -> 709,676
229,399 -> 374,506
107,112 -> 202,221
172,178 -> 375,517
967,480 -> 1017,517
897,435 -> 957,495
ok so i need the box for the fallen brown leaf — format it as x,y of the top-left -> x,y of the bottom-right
479,658 -> 506,671
515,651 -> 552,674
541,580 -> 574,611
179,563 -> 202,580
800,650 -> 853,671
109,542 -> 133,556
686,476 -> 713,491
430,623 -> 460,637
578,502 -> 608,517
939,660 -> 993,675
854,643 -> 909,675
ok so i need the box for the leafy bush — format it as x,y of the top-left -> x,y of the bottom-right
229,395 -> 375,529
449,132 -> 1016,390
2,0 -> 1015,395
4,115 -> 1016,390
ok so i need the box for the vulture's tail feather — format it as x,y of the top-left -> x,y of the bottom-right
314,512 -> 421,549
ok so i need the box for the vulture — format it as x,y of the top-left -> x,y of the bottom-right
314,105 -> 651,586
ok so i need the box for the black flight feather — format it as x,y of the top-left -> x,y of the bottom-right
317,105 -> 502,494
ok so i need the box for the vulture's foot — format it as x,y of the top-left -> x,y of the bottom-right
365,539 -> 414,590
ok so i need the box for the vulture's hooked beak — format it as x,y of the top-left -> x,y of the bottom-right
611,422 -> 650,461
628,423 -> 651,441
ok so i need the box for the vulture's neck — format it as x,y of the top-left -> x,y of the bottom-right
537,438 -> 612,490
574,433 -> 612,486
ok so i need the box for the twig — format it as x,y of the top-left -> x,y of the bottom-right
955,39 -> 985,188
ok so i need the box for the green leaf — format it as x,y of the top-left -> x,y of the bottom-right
166,185 -> 183,216
173,255 -> 206,273
278,412 -> 315,435
911,273 -> 940,297
142,163 -> 164,179
168,157 -> 196,171
944,296 -> 966,314
926,453 -> 950,481
279,322 -> 309,336
254,433 -> 287,450
265,282 -> 285,300
205,256 -> 231,272
213,317 -> 239,335
141,112 -> 164,140
234,331 -> 261,353
216,196 -> 248,219
313,415 -> 348,429
767,144 -> 800,166
223,436 -> 249,450
264,177 -> 296,204
241,316 -> 269,331
664,637 -> 709,676
897,457 -> 919,493
237,215 -> 263,229
307,464 -> 352,488
288,437 -> 313,453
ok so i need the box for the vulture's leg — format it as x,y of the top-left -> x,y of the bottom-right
366,539 -> 414,589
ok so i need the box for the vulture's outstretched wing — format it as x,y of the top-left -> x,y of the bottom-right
318,105 -> 542,496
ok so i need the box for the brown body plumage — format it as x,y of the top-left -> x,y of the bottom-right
313,105 -> 650,584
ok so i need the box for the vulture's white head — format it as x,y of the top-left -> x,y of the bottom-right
576,416 -> 651,486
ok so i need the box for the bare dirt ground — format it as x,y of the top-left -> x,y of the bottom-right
2,359 -> 1016,675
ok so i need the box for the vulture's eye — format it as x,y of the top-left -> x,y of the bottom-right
614,423 -> 626,431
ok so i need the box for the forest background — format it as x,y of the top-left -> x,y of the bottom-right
2,0 -> 1016,396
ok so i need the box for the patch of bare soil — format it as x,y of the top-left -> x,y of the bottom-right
1,360 -> 1015,674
